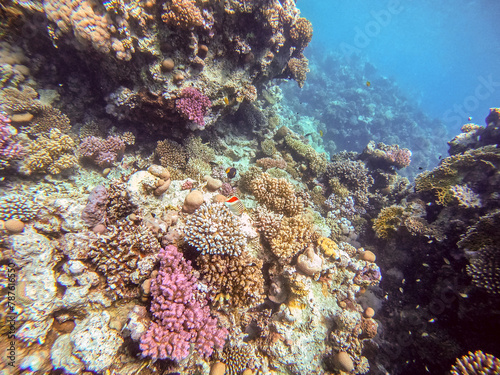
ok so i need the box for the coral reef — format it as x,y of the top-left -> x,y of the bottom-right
21,128 -> 77,175
184,203 -> 246,256
78,135 -> 126,168
450,351 -> 500,375
250,172 -> 304,216
140,245 -> 228,361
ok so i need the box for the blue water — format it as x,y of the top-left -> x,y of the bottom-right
298,0 -> 500,133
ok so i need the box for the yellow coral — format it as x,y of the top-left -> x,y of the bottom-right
318,237 -> 338,258
22,128 -> 76,175
284,133 -> 327,175
289,17 -> 313,52
250,172 -> 304,216
372,205 -> 405,239
270,214 -> 312,259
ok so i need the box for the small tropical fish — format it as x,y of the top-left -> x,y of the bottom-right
419,167 -> 423,170
224,196 -> 245,216
428,318 -> 435,323
443,257 -> 450,265
366,81 -> 371,87
422,263 -> 429,267
468,116 -> 472,121
319,130 -> 324,137
223,96 -> 229,105
459,292 -> 468,298
226,167 -> 237,179
422,332 -> 429,337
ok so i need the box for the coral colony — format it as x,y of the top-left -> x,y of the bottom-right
0,1 -> 499,375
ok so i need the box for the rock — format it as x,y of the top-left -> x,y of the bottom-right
204,175 -> 223,191
4,218 -> 24,233
70,311 -> 124,373
51,334 -> 84,374
333,352 -> 354,372
210,361 -> 226,375
296,245 -> 323,276
182,190 -> 204,213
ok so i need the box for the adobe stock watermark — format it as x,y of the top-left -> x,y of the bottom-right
340,0 -> 404,60
442,74 -> 500,127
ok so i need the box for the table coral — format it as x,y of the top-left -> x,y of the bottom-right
140,245 -> 228,361
185,203 -> 246,256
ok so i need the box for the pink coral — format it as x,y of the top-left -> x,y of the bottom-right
385,147 -> 412,169
175,87 -> 211,128
140,245 -> 227,361
78,135 -> 125,167
0,113 -> 24,164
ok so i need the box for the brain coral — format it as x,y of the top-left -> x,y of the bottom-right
250,172 -> 304,217
184,203 -> 246,256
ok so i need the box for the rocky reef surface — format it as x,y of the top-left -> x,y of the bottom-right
0,1 -> 499,375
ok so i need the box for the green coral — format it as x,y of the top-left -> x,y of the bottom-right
284,134 -> 327,176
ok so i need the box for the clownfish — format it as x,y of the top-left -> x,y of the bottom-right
226,167 -> 237,179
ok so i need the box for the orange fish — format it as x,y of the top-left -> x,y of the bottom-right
366,81 -> 371,87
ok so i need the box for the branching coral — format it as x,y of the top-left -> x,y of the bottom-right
184,203 -> 246,256
450,350 -> 500,375
0,194 -> 40,222
465,245 -> 500,294
0,113 -> 24,169
197,252 -> 265,308
28,106 -> 71,135
362,141 -> 412,170
250,172 -> 304,216
289,17 -> 313,52
43,0 -> 134,60
156,139 -> 188,169
78,135 -> 126,168
140,245 -> 228,361
88,218 -> 160,299
287,54 -> 310,88
175,87 -> 212,128
270,214 -> 314,259
326,159 -> 374,210
161,0 -> 204,29
21,128 -> 77,175
0,86 -> 42,113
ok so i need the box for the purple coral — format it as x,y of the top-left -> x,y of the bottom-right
175,87 -> 211,128
0,113 -> 24,163
78,135 -> 125,167
140,245 -> 228,361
